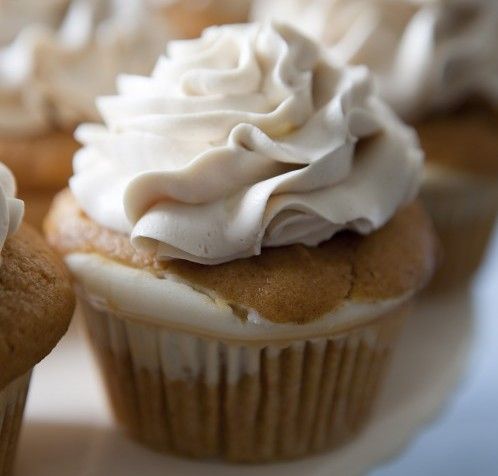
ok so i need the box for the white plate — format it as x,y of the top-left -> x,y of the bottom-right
15,289 -> 473,476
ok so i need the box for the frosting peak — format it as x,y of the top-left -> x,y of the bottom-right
0,163 -> 24,257
71,22 -> 422,265
253,0 -> 498,119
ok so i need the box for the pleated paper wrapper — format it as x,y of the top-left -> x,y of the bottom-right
0,372 -> 31,475
80,295 -> 407,463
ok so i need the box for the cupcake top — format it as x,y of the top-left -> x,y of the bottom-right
0,0 -> 172,136
0,163 -> 74,389
70,22 -> 423,266
0,162 -> 24,260
253,0 -> 498,120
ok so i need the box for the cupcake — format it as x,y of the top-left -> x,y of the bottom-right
0,0 -> 172,229
148,0 -> 253,38
254,0 -> 498,292
0,162 -> 74,475
46,23 -> 436,462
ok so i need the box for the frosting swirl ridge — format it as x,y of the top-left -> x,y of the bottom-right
0,163 -> 24,256
71,22 -> 422,265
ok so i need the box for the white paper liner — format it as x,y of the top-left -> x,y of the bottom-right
0,372 -> 31,475
80,296 -> 406,462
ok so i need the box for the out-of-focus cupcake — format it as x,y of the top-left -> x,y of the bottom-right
254,0 -> 498,292
148,0 -> 252,38
46,23 -> 436,462
0,0 -> 173,229
0,162 -> 74,475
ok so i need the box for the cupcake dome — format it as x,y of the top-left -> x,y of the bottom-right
0,160 -> 74,390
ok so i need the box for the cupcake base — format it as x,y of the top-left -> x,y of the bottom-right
421,177 -> 498,294
0,373 -> 31,476
80,297 -> 406,463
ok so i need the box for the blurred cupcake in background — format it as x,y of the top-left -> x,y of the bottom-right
0,161 -> 74,475
0,0 -> 172,229
254,0 -> 498,292
147,0 -> 252,38
46,23 -> 436,462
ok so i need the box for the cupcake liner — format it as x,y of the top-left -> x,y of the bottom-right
421,179 -> 498,293
0,372 -> 31,476
80,296 -> 406,462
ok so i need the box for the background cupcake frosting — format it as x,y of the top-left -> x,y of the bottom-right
70,22 -> 423,265
0,163 -> 24,257
253,0 -> 498,120
0,0 -> 172,135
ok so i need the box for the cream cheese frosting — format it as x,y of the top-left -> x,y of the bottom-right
0,163 -> 24,259
70,22 -> 423,265
0,0 -> 172,136
253,0 -> 498,119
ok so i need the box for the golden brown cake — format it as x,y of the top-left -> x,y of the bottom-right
0,225 -> 75,390
0,163 -> 74,475
47,191 -> 436,326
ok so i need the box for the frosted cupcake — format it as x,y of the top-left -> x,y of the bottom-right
148,0 -> 252,38
46,23 -> 436,462
0,0 -> 172,228
0,162 -> 74,475
254,0 -> 498,292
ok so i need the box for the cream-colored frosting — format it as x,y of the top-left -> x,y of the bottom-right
0,0 -> 172,136
67,252 -> 412,341
71,22 -> 422,265
0,163 -> 24,258
253,0 -> 498,119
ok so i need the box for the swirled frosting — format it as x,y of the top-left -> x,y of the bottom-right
0,163 -> 24,258
253,0 -> 498,119
71,22 -> 422,265
0,0 -> 172,136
